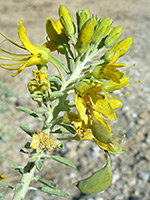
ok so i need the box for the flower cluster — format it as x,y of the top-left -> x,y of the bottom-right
0,5 -> 138,196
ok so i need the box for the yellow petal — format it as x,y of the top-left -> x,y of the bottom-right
18,20 -> 37,54
46,18 -> 61,43
43,41 -> 57,52
75,94 -> 89,125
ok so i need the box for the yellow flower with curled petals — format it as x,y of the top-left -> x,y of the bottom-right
30,130 -> 60,152
28,70 -> 50,102
44,18 -> 68,52
63,112 -> 124,154
75,80 -> 122,121
0,20 -> 50,77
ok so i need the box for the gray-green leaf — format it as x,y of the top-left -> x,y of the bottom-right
20,125 -> 33,137
39,187 -> 71,198
38,179 -> 58,189
16,106 -> 43,121
50,155 -> 76,168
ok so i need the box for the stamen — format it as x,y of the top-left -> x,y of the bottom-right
0,55 -> 29,61
126,80 -> 141,87
122,64 -> 136,72
0,32 -> 25,50
0,48 -> 30,57
108,93 -> 130,98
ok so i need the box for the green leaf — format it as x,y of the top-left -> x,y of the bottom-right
51,91 -> 64,98
50,156 -> 76,168
49,76 -> 62,86
52,127 -> 74,134
35,160 -> 43,171
16,106 -> 43,121
24,142 -> 31,149
30,94 -> 45,98
58,124 -> 76,134
51,55 -> 66,71
39,187 -> 71,198
20,125 -> 33,137
37,179 -> 58,189
35,108 -> 47,114
0,181 -> 9,188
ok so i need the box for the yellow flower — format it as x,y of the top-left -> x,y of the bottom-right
0,20 -> 50,77
44,18 -> 68,52
63,112 -> 124,154
30,130 -> 60,152
59,5 -> 76,38
75,80 -> 122,121
0,174 -> 6,181
28,70 -> 50,102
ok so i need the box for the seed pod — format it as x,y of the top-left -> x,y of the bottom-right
92,18 -> 113,44
76,8 -> 90,33
75,153 -> 112,194
59,5 -> 76,37
105,26 -> 122,47
104,37 -> 133,63
91,115 -> 112,144
76,18 -> 95,54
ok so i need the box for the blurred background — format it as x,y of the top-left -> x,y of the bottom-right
0,0 -> 150,199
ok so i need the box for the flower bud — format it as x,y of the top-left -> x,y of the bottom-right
104,37 -> 133,63
76,18 -> 95,54
59,5 -> 76,37
92,18 -> 113,44
102,76 -> 130,92
76,8 -> 90,33
108,98 -> 122,110
75,81 -> 95,94
92,65 -> 103,79
104,26 -> 122,47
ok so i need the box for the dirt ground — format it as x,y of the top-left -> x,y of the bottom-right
0,0 -> 150,200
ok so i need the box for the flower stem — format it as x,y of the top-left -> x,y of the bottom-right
49,57 -> 66,83
12,164 -> 36,200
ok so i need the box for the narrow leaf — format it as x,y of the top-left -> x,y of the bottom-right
35,108 -> 47,114
38,179 -> 58,189
58,124 -> 76,134
50,156 -> 76,168
35,160 -> 43,171
51,91 -> 64,98
40,187 -> 71,198
30,94 -> 45,98
20,125 -> 33,137
16,106 -> 43,121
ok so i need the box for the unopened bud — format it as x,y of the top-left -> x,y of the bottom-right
105,26 -> 122,47
104,37 -> 133,62
76,18 -> 95,54
92,65 -> 103,79
102,76 -> 130,92
92,18 -> 113,44
76,8 -> 90,33
109,98 -> 122,110
59,5 -> 76,37
75,81 -> 94,94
